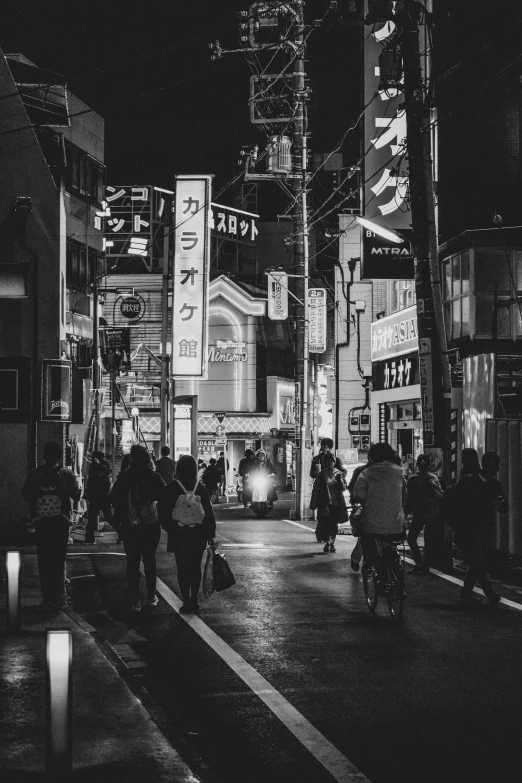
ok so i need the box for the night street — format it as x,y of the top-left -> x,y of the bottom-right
67,500 -> 522,783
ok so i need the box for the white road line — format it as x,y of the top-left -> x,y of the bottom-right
281,519 -> 522,612
155,576 -> 369,783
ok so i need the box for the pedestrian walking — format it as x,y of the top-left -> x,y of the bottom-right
450,448 -> 506,606
353,442 -> 407,573
109,444 -> 166,612
202,458 -> 222,503
238,449 -> 255,507
21,441 -> 81,608
155,445 -> 176,485
406,454 -> 443,575
83,450 -> 113,545
160,454 -> 216,614
310,437 -> 346,479
217,451 -> 229,496
310,452 -> 348,553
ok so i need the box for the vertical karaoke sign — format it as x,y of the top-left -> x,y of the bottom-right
172,176 -> 212,377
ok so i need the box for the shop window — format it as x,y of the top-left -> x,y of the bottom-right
442,252 -> 470,341
389,280 -> 415,313
474,247 -> 511,292
413,402 -> 422,420
397,402 -> 413,421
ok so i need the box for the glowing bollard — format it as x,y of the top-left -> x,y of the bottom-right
6,551 -> 21,632
45,630 -> 73,776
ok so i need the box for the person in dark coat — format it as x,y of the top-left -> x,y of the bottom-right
21,441 -> 81,608
238,449 -> 255,507
155,445 -> 176,486
110,445 -> 166,612
347,458 -> 372,570
84,450 -> 113,544
310,438 -> 346,479
160,455 -> 216,614
202,458 -> 222,503
406,454 -> 443,575
453,449 -> 507,606
310,452 -> 348,553
216,451 -> 229,495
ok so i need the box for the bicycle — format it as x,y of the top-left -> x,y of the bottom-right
362,535 -> 406,621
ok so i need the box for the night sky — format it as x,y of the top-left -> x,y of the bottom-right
3,0 -> 360,211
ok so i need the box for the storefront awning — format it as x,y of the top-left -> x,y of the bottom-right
198,413 -> 271,435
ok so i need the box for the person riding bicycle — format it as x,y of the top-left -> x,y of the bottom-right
353,442 -> 407,580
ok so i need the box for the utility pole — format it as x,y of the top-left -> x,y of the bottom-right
160,223 -> 170,449
92,270 -> 100,451
292,0 -> 312,521
399,1 -> 452,569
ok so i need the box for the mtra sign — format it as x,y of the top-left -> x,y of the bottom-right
362,228 -> 414,280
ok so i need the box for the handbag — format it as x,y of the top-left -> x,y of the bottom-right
350,506 -> 363,536
212,548 -> 236,592
202,545 -> 215,599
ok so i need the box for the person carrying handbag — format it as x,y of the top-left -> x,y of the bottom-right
160,454 -> 216,614
109,445 -> 166,612
310,452 -> 349,553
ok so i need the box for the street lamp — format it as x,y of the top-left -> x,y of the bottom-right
356,216 -> 405,244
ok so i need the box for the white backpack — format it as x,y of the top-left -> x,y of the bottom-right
172,480 -> 205,527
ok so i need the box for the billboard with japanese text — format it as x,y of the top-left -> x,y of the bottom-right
267,272 -> 289,321
210,203 -> 258,243
309,288 -> 327,353
371,305 -> 418,362
363,4 -> 412,277
101,185 -> 173,274
171,176 -> 212,378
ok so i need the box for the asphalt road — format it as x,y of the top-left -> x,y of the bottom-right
69,500 -> 522,783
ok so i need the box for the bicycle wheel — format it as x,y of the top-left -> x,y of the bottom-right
387,554 -> 405,621
363,567 -> 378,611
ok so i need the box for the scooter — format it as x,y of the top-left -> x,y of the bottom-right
248,472 -> 276,517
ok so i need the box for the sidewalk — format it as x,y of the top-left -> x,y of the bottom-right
0,551 -> 198,782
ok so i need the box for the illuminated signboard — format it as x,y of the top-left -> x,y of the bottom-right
208,340 -> 248,362
210,203 -> 258,242
171,176 -> 212,378
100,185 -> 173,274
371,305 -> 418,362
363,4 -> 411,279
41,359 -> 72,422
372,352 -> 419,391
267,272 -> 289,321
308,288 -> 327,353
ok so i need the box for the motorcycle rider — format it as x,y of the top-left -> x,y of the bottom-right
247,450 -> 277,508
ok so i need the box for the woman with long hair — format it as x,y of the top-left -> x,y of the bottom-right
110,444 -> 166,612
160,454 -> 216,614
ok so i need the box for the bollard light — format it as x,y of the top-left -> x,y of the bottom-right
45,629 -> 73,776
6,551 -> 21,632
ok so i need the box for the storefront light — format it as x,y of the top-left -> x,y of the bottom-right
357,216 -> 404,244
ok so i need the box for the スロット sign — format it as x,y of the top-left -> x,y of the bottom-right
308,288 -> 327,353
172,176 -> 212,378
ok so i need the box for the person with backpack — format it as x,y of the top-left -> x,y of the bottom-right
84,450 -> 113,545
109,444 -> 166,612
21,441 -> 81,608
160,454 -> 216,614
445,448 -> 506,606
406,454 -> 443,575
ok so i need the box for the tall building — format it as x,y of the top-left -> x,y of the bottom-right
0,51 -> 104,535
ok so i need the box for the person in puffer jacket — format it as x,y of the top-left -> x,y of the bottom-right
353,442 -> 407,573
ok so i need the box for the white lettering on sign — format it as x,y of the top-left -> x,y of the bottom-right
50,399 -> 69,414
383,357 -> 413,389
279,397 -> 295,426
308,288 -> 327,353
371,304 -> 418,362
172,177 -> 211,378
208,347 -> 247,363
268,272 -> 289,321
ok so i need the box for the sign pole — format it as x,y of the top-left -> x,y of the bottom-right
111,369 -> 116,477
160,222 -> 170,449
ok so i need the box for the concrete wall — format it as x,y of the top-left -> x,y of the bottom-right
334,217 -> 372,451
0,53 -> 65,529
